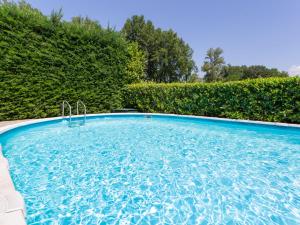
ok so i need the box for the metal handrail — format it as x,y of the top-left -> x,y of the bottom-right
62,100 -> 72,123
76,100 -> 86,122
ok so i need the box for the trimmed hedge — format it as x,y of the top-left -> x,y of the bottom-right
124,78 -> 300,123
0,2 -> 143,120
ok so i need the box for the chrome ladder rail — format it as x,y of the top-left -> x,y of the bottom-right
76,100 -> 86,123
62,100 -> 72,123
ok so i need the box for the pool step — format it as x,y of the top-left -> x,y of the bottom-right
68,120 -> 86,127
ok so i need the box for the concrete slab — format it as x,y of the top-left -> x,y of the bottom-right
0,210 -> 26,225
0,119 -> 35,128
0,145 -> 27,224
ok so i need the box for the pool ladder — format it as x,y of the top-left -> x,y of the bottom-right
62,100 -> 86,126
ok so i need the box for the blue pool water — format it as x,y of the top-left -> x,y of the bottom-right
1,114 -> 300,225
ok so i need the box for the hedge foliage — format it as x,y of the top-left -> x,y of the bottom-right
0,2 -> 144,120
124,78 -> 300,123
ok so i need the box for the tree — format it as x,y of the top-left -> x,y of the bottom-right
187,73 -> 202,82
222,65 -> 288,81
50,8 -> 63,25
201,48 -> 225,82
125,42 -> 146,83
222,65 -> 247,81
122,15 -> 197,82
242,65 -> 288,79
71,16 -> 102,31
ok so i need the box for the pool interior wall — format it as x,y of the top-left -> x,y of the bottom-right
0,113 -> 299,225
1,113 -> 300,137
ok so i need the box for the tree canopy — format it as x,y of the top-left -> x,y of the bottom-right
201,48 -> 288,82
201,48 -> 225,82
122,15 -> 197,83
222,65 -> 288,81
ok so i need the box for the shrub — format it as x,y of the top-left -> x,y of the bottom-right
0,2 -> 144,120
124,77 -> 300,123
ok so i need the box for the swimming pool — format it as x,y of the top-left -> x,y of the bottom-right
1,114 -> 300,224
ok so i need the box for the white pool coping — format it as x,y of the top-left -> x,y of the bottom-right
0,145 -> 26,225
0,113 -> 299,225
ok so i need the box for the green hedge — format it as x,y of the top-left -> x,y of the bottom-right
124,78 -> 300,123
0,2 -> 143,120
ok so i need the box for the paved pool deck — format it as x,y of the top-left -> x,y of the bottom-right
0,119 -> 30,225
0,119 -> 34,128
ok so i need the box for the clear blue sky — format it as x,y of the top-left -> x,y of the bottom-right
22,0 -> 300,75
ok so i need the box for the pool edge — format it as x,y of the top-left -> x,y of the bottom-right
0,145 -> 26,225
1,113 -> 299,136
